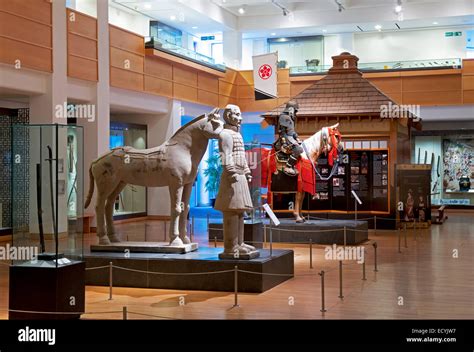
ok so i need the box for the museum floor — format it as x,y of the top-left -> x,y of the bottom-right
0,212 -> 473,320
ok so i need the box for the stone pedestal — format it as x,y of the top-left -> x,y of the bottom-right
90,241 -> 198,254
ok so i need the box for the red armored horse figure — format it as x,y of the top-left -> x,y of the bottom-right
260,123 -> 343,222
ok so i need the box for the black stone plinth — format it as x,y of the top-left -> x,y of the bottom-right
266,219 -> 368,245
9,261 -> 85,320
85,247 -> 293,293
208,221 -> 264,248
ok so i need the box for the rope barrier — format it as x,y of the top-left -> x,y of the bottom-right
8,309 -> 85,315
125,311 -> 181,320
85,265 -> 110,271
236,269 -> 294,277
112,265 -> 234,276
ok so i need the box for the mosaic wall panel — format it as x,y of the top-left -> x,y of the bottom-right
0,108 -> 29,229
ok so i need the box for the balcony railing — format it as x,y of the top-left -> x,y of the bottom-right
145,37 -> 226,72
289,58 -> 462,75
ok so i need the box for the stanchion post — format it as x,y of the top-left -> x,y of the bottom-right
309,238 -> 313,269
362,249 -> 367,281
108,261 -> 113,301
374,215 -> 377,236
404,223 -> 408,248
398,226 -> 402,253
319,270 -> 326,313
233,266 -> 239,308
338,260 -> 344,299
269,222 -> 273,257
214,236 -> 217,248
123,306 -> 127,320
343,226 -> 347,247
191,216 -> 194,242
373,242 -> 378,272
413,219 -> 417,241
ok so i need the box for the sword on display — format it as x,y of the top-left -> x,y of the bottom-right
46,145 -> 58,257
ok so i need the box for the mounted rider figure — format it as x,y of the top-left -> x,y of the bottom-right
275,100 -> 303,176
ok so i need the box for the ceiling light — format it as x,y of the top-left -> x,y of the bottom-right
395,5 -> 402,13
270,32 -> 276,36
322,29 -> 327,32
192,26 -> 198,29
375,24 -> 382,31
238,7 -> 245,14
432,21 -> 438,25
144,3 -> 151,10
170,15 -> 177,21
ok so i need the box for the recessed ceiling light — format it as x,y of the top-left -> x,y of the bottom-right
192,26 -> 198,29
144,3 -> 151,10
395,5 -> 402,13
432,21 -> 438,25
322,29 -> 327,32
270,32 -> 276,36
374,24 -> 382,31
238,7 -> 245,14
170,15 -> 177,21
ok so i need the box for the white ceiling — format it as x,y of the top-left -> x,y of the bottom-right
111,0 -> 474,38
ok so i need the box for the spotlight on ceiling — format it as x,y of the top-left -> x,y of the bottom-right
270,32 -> 276,36
271,0 -> 290,17
374,24 -> 382,31
334,0 -> 345,12
192,26 -> 198,29
432,21 -> 438,25
144,3 -> 151,10
170,15 -> 177,21
238,7 -> 246,15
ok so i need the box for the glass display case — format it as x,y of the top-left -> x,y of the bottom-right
110,122 -> 147,217
290,58 -> 462,75
11,124 -> 84,267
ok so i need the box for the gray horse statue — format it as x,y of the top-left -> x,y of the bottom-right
85,108 -> 223,246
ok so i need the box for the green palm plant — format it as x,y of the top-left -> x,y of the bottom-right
203,152 -> 222,201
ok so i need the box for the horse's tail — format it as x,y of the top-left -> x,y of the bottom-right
84,164 -> 95,209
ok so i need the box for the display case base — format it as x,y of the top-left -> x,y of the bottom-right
263,219 -> 368,245
91,241 -> 198,254
9,261 -> 85,320
85,247 -> 293,293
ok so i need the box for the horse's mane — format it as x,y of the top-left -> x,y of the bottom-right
169,113 -> 207,140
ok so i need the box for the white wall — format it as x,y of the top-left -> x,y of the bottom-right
108,4 -> 149,37
353,26 -> 472,63
242,38 -> 267,70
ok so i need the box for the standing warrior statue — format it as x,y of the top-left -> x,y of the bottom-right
275,100 -> 303,176
214,104 -> 259,259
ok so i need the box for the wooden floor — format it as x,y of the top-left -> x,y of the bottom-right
1,212 -> 473,320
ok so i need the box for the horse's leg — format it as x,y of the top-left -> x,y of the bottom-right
168,184 -> 184,246
178,183 -> 193,244
293,192 -> 305,223
105,181 -> 126,242
95,191 -> 109,245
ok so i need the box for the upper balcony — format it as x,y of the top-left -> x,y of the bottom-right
289,58 -> 462,76
145,36 -> 226,73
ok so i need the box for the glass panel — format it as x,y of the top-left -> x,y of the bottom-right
145,36 -> 226,71
110,123 -> 147,216
11,124 -> 84,267
290,58 -> 462,75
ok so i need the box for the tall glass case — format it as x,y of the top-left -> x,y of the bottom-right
11,124 -> 84,267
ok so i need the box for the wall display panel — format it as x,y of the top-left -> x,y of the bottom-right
272,149 -> 390,213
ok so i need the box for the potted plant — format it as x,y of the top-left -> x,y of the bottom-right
203,152 -> 222,206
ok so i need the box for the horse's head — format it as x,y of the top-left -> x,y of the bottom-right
322,123 -> 343,166
201,108 -> 224,138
